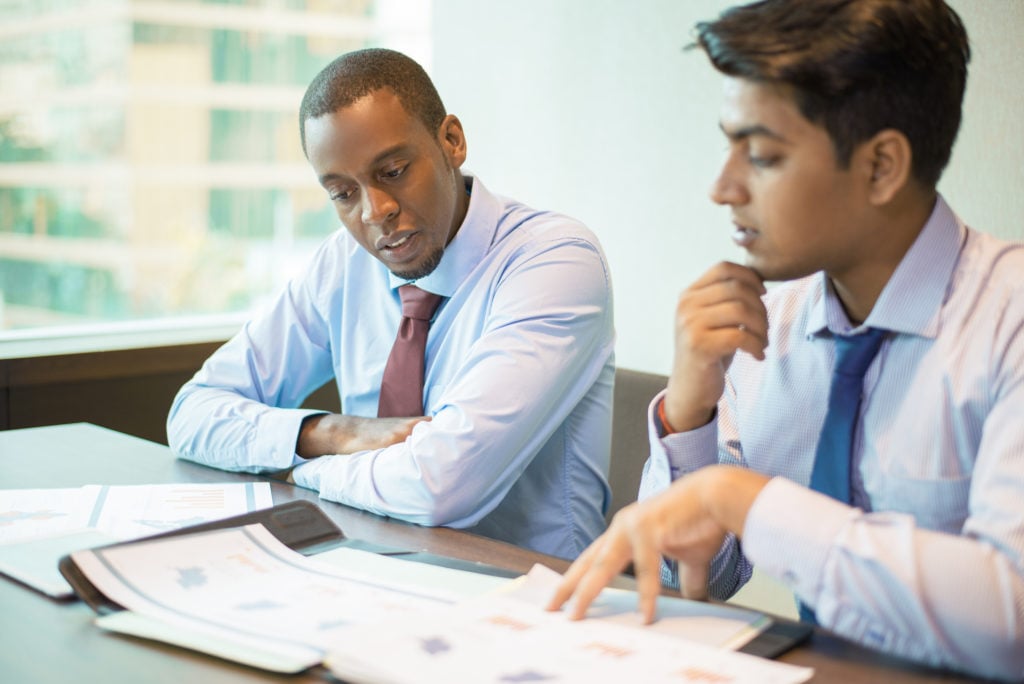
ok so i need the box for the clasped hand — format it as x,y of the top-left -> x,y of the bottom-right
296,413 -> 430,458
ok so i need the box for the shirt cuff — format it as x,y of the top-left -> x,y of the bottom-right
647,390 -> 719,479
291,449 -> 383,516
290,454 -> 329,492
256,407 -> 327,470
742,476 -> 859,609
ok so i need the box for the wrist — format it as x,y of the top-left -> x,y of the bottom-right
661,396 -> 716,434
297,412 -> 346,458
657,397 -> 680,435
703,466 -> 770,538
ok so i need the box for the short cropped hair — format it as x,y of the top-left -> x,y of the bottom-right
694,0 -> 970,188
299,48 -> 447,156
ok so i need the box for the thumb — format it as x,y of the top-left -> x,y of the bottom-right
679,562 -> 710,601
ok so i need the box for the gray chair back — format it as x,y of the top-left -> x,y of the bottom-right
608,368 -> 668,522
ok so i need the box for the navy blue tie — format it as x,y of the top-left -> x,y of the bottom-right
800,327 -> 887,623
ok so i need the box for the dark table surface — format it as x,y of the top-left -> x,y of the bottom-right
0,423 -> 987,683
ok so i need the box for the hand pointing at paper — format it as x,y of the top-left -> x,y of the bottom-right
546,465 -> 770,622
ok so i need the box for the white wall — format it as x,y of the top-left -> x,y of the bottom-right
432,0 -> 1024,375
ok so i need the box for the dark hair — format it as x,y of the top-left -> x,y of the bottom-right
298,48 -> 447,156
694,0 -> 970,187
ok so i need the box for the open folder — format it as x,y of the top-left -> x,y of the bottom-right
58,501 -> 813,682
59,500 -> 346,613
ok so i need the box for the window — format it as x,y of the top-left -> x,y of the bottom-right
0,0 -> 430,343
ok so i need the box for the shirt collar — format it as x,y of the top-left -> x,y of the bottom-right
806,194 -> 966,339
387,173 -> 499,297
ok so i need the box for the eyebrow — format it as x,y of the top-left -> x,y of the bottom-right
719,123 -> 790,144
317,143 -> 413,185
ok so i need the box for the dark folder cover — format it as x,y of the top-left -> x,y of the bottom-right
739,616 -> 812,659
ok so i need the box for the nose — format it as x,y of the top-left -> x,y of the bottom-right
708,152 -> 749,207
361,185 -> 399,226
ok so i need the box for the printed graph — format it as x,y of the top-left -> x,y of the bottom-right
162,487 -> 227,510
0,509 -> 66,526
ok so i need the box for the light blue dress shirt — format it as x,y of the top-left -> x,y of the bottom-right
640,196 -> 1024,681
168,175 -> 615,559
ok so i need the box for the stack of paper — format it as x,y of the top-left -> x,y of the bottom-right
68,524 -> 814,682
0,482 -> 272,596
73,523 -> 456,672
324,565 -> 812,684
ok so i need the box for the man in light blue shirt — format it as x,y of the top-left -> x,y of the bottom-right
550,1 -> 1023,680
167,49 -> 615,559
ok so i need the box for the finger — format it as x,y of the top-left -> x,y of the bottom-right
567,531 -> 634,620
680,290 -> 766,333
685,299 -> 768,343
699,324 -> 769,362
546,541 -> 602,611
674,323 -> 768,368
679,561 -> 710,601
736,326 -> 769,361
630,538 -> 663,625
688,261 -> 766,295
677,287 -> 768,352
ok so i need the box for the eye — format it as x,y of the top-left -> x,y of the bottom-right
381,163 -> 407,180
328,187 -> 355,202
748,153 -> 780,169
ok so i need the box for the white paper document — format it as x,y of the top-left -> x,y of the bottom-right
73,524 -> 457,672
324,565 -> 814,684
501,564 -> 771,650
311,545 -> 510,600
0,482 -> 273,597
0,487 -> 99,544
67,526 -> 813,682
86,482 -> 273,540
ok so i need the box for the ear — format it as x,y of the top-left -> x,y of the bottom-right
856,129 -> 912,205
437,114 -> 467,169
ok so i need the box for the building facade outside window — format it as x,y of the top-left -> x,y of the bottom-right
0,0 -> 430,340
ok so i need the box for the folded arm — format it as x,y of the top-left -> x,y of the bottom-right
167,267 -> 340,472
289,238 -> 614,528
171,236 -> 613,530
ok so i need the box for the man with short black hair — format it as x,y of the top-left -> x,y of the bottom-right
550,2 -> 1024,679
169,48 -> 615,559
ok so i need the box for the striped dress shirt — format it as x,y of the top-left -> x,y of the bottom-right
640,195 -> 1024,681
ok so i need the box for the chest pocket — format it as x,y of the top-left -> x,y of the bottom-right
870,472 -> 971,533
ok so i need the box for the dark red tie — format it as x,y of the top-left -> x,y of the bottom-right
377,285 -> 444,418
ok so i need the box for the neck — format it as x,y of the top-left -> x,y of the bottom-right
445,171 -> 469,246
830,189 -> 937,325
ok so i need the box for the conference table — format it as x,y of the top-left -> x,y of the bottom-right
0,423 -> 990,683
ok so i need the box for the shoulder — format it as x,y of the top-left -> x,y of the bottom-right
472,195 -> 612,313
489,196 -> 610,289
492,193 -> 604,255
958,228 -> 1024,297
304,228 -> 381,280
291,229 -> 370,309
466,175 -> 603,257
950,228 -> 1024,333
305,228 -> 358,270
953,229 -> 1024,366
